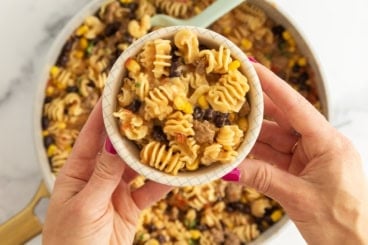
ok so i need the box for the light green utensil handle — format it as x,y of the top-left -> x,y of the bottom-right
188,0 -> 245,28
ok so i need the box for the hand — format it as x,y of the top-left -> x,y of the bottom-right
43,100 -> 172,245
224,63 -> 368,244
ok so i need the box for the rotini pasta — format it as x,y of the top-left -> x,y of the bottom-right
140,141 -> 184,175
41,0 -> 320,243
153,0 -> 192,18
115,29 -> 251,175
207,69 -> 250,113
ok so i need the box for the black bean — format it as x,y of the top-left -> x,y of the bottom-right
226,202 -> 250,213
272,25 -> 285,38
145,223 -> 157,233
169,47 -> 181,77
104,22 -> 121,37
44,96 -> 53,104
125,99 -> 141,113
157,234 -> 166,243
122,33 -> 134,43
292,64 -> 301,73
299,83 -> 311,92
87,81 -> 96,87
66,86 -> 79,93
299,71 -> 310,84
120,2 -> 138,12
193,107 -> 204,120
43,135 -> 55,148
196,224 -> 209,231
214,112 -> 229,128
41,116 -> 50,129
204,108 -> 215,121
56,37 -> 76,67
152,125 -> 168,144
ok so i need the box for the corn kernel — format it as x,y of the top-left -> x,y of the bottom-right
229,60 -> 241,71
42,130 -> 49,137
241,38 -> 253,51
57,122 -> 67,129
125,58 -> 141,74
145,239 -> 159,245
50,66 -> 60,78
65,146 -> 73,153
223,27 -> 231,34
79,38 -> 88,49
46,86 -> 54,96
297,57 -> 307,67
288,46 -> 296,53
197,95 -> 209,109
186,158 -> 199,171
238,117 -> 248,131
270,210 -> 283,222
47,144 -> 58,157
190,230 -> 201,239
76,25 -> 89,36
174,96 -> 193,114
282,31 -> 291,41
194,6 -> 202,14
56,82 -> 67,90
183,102 -> 193,114
229,113 -> 237,122
288,59 -> 296,68
74,50 -> 84,59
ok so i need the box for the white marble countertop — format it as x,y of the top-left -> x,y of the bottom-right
1,0 -> 367,244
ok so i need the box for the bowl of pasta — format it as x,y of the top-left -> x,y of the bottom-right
0,0 -> 330,244
102,26 -> 263,186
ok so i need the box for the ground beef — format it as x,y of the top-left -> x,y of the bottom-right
225,183 -> 243,203
224,231 -> 241,245
210,228 -> 225,244
193,120 -> 217,144
238,100 -> 251,117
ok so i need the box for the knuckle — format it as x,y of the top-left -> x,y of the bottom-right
94,157 -> 116,181
251,164 -> 272,194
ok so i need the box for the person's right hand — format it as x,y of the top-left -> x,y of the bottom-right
226,63 -> 368,244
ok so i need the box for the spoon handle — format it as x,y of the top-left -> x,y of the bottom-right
188,0 -> 245,28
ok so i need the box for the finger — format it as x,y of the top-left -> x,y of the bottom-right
258,120 -> 299,154
237,158 -> 302,204
131,181 -> 173,210
264,94 -> 293,132
122,166 -> 140,184
80,138 -> 125,207
254,63 -> 329,137
62,99 -> 106,179
250,142 -> 291,170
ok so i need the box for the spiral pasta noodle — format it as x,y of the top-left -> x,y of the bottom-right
153,0 -> 192,18
174,29 -> 199,64
140,141 -> 184,175
207,70 -> 250,113
114,109 -> 148,140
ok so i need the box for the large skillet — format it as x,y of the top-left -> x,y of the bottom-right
0,0 -> 330,243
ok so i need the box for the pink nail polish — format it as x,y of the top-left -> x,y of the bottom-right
222,168 -> 241,182
105,137 -> 117,155
248,56 -> 258,63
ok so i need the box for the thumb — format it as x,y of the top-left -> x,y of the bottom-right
80,138 -> 125,207
235,159 -> 302,204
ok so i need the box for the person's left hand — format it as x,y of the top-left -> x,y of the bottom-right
43,100 -> 172,245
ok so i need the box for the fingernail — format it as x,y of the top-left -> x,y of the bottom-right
222,168 -> 241,182
105,137 -> 117,155
248,56 -> 258,63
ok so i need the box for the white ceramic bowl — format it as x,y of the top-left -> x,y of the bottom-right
102,26 -> 264,187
